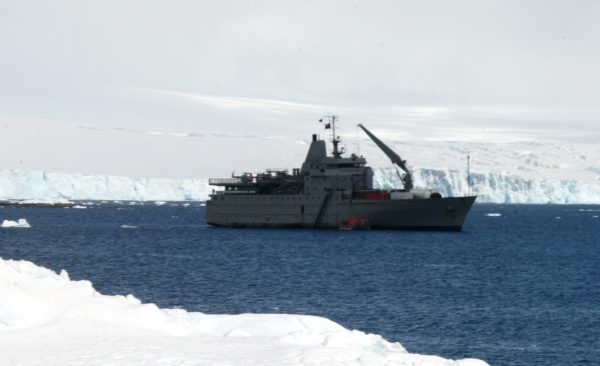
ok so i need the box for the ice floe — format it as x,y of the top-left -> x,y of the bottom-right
484,213 -> 502,217
1,219 -> 30,228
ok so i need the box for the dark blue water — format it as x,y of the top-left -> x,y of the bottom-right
1,203 -> 598,365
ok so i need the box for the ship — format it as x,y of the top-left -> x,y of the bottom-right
206,116 -> 476,230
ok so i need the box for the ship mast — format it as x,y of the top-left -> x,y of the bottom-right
323,115 -> 343,158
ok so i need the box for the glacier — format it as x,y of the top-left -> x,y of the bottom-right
0,169 -> 211,202
2,168 -> 600,204
374,168 -> 600,204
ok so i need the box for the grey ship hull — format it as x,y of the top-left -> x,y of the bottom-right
206,193 -> 476,230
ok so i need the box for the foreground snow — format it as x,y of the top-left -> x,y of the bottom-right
0,257 -> 488,366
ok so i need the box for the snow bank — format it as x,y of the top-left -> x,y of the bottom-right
0,257 -> 488,366
0,219 -> 30,228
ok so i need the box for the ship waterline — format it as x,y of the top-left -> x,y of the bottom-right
207,193 -> 476,230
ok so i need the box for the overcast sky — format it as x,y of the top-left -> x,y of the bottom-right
1,0 -> 600,142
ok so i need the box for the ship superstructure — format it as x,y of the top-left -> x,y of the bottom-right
206,117 -> 476,230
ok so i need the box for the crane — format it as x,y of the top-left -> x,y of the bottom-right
357,123 -> 413,191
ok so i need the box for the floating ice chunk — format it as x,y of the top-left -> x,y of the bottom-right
484,213 -> 502,217
555,216 -> 561,219
1,219 -> 30,228
154,201 -> 167,206
72,205 -> 87,209
121,225 -> 137,229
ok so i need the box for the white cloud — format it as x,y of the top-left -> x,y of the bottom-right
1,0 -> 599,143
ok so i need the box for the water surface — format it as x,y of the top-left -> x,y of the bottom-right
1,203 -> 598,365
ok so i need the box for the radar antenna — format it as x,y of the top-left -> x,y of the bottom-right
357,123 -> 413,191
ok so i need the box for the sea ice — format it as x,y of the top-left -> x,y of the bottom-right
0,257 -> 489,366
485,213 -> 502,217
1,219 -> 30,228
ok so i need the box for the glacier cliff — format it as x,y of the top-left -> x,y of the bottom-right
375,168 -> 600,204
0,169 -> 211,202
2,168 -> 600,204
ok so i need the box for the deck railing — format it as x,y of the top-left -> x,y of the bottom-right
208,178 -> 242,185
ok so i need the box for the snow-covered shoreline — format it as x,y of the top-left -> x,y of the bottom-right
2,168 -> 600,204
0,257 -> 488,365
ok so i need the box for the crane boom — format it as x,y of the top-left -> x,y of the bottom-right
357,123 -> 413,190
